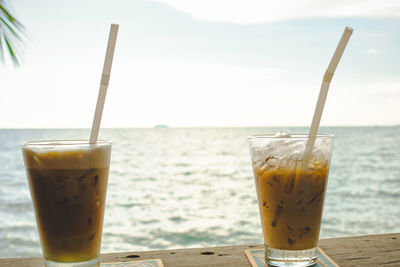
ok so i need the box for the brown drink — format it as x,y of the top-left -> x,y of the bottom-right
248,134 -> 333,266
254,161 -> 328,250
22,140 -> 111,266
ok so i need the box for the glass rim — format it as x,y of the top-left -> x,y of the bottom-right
21,139 -> 112,148
248,134 -> 334,140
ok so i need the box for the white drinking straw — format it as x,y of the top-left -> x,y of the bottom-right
302,26 -> 353,168
89,24 -> 119,144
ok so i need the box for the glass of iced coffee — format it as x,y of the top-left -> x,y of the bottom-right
22,140 -> 111,267
248,133 -> 333,266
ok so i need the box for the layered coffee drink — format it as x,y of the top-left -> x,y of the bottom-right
22,140 -> 111,265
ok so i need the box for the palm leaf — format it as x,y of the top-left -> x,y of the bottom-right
0,2 -> 24,66
1,16 -> 22,39
4,36 -> 18,66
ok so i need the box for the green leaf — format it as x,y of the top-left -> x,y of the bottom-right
0,16 -> 21,40
4,37 -> 19,67
0,3 -> 24,66
0,4 -> 15,23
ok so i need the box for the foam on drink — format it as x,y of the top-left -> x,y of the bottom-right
22,142 -> 111,262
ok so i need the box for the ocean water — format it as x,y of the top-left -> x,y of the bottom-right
1,127 -> 400,258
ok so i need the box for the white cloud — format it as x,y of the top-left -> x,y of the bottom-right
2,59 -> 399,127
323,79 -> 400,126
152,0 -> 400,24
105,60 -> 293,127
362,48 -> 379,54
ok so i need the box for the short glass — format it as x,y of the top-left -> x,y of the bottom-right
22,140 -> 112,267
248,134 -> 333,266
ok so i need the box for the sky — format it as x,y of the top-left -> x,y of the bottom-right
0,0 -> 399,128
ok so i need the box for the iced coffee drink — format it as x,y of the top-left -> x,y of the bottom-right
22,140 -> 111,267
248,133 -> 333,266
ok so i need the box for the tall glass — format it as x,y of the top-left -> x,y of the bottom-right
22,140 -> 111,267
248,134 -> 333,266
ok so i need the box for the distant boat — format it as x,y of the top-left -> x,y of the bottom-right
154,125 -> 168,128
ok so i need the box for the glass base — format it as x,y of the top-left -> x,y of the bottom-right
44,257 -> 99,267
265,246 -> 317,267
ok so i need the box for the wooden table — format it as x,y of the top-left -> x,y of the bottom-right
1,233 -> 399,266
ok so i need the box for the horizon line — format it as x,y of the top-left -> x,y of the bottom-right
0,125 -> 399,130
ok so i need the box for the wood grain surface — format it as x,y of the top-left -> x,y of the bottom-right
1,233 -> 399,266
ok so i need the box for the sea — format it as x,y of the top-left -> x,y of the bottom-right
1,127 -> 400,258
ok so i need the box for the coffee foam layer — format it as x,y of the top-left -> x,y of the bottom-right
22,146 -> 111,170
